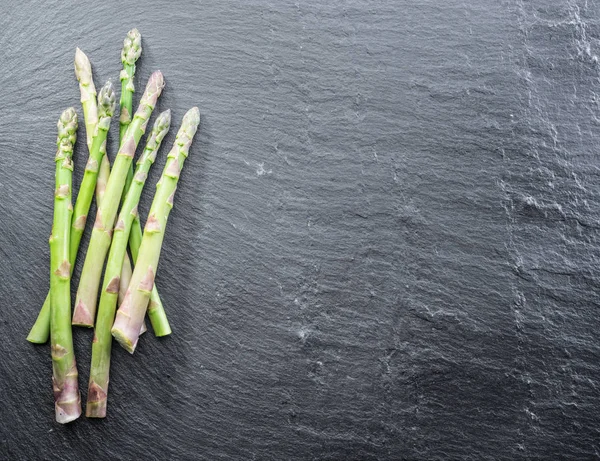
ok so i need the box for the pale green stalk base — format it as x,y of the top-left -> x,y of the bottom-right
129,217 -> 171,336
147,297 -> 171,336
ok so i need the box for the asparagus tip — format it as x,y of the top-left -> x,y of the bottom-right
154,109 -> 172,138
122,28 -> 142,65
74,48 -> 92,84
150,70 -> 165,88
59,107 -> 78,126
139,71 -> 165,108
97,81 -> 117,118
188,106 -> 200,125
178,107 -> 200,142
57,108 -> 78,143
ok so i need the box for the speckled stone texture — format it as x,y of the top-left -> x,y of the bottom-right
0,0 -> 599,459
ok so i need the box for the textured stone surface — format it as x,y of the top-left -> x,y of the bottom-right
1,0 -> 600,459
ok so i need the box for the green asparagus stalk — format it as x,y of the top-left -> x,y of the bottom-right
71,82 -> 116,261
119,257 -> 132,306
74,48 -> 97,151
50,108 -> 81,423
73,71 -> 165,327
120,29 -> 142,202
74,47 -> 111,204
116,28 -> 170,336
119,29 -> 142,152
87,110 -> 171,418
96,154 -> 111,204
116,28 -> 139,308
112,107 -> 200,352
26,80 -> 116,344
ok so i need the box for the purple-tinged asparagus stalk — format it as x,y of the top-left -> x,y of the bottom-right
112,108 -> 200,352
50,108 -> 81,423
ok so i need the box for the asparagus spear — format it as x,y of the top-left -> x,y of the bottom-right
74,48 -> 97,151
117,29 -> 139,306
71,82 -> 116,261
119,29 -> 142,203
112,107 -> 200,352
74,47 -> 112,204
117,30 -> 142,296
119,29 -> 142,153
50,108 -> 81,423
87,110 -> 171,418
26,80 -> 116,344
117,28 -> 170,335
73,71 -> 165,327
94,29 -> 142,212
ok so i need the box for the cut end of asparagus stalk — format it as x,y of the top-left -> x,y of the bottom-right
56,403 -> 82,424
86,381 -> 107,418
26,331 -> 48,344
111,327 -> 137,354
74,48 -> 93,86
54,374 -> 82,424
97,81 -> 117,119
147,297 -> 172,337
122,28 -> 142,66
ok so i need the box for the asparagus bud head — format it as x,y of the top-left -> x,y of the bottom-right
74,48 -> 93,85
145,109 -> 172,156
122,28 -> 142,66
57,108 -> 78,152
179,107 -> 200,147
97,81 -> 117,119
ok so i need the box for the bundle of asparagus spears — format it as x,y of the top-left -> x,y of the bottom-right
27,29 -> 200,423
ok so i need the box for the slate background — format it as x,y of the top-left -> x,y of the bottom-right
1,0 -> 599,459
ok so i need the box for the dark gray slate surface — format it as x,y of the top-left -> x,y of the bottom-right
1,0 -> 599,459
